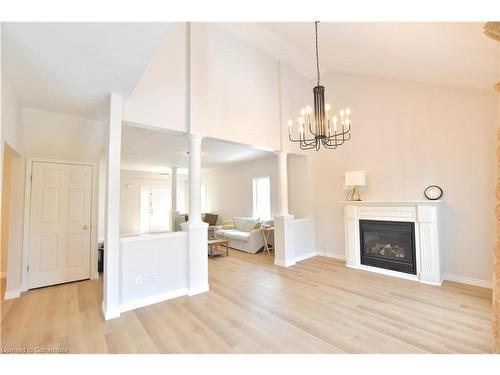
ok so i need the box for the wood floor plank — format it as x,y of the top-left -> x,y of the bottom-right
1,250 -> 492,353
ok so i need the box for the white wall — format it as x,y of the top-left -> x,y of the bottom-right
306,71 -> 497,283
1,75 -> 22,153
1,72 -> 25,296
123,23 -> 187,133
191,24 -> 281,150
294,218 -> 316,261
119,232 -> 188,312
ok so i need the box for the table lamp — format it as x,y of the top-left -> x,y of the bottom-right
345,171 -> 366,201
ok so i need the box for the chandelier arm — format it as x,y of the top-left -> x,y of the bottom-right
325,134 -> 348,146
299,141 -> 318,150
325,124 -> 351,141
324,130 -> 351,146
302,138 -> 319,147
308,122 -> 318,137
289,134 -> 317,143
322,138 -> 338,149
323,142 -> 338,149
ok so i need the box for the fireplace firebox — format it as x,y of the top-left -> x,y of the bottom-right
359,220 -> 416,275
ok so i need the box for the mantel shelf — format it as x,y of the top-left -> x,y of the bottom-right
339,200 -> 442,206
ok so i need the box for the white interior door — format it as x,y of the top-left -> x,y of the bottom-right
149,187 -> 170,232
140,186 -> 170,233
28,161 -> 92,289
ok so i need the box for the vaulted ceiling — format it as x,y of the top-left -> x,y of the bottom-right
2,22 -> 497,123
2,22 -> 170,119
259,22 -> 498,92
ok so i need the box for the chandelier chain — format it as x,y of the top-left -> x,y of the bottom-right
315,21 -> 320,86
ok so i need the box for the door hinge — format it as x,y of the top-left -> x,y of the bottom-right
30,174 -> 33,181
27,265 -> 30,272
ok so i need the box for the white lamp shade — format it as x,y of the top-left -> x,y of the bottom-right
345,170 -> 366,187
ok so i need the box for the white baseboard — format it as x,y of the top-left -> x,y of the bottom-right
322,252 -> 346,261
294,251 -> 319,262
120,287 -> 189,313
188,284 -> 209,296
91,272 -> 100,280
443,274 -> 492,289
274,258 -> 296,268
102,301 -> 121,321
4,289 -> 21,300
293,251 -> 346,263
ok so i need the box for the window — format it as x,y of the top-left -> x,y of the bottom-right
201,184 -> 208,213
252,177 -> 271,220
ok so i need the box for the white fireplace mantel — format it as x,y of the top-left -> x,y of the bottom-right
341,200 -> 442,285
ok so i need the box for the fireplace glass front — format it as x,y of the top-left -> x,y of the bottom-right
359,220 -> 416,275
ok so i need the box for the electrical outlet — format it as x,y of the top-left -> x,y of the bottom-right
135,275 -> 142,285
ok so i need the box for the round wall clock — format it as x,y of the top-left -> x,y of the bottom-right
424,185 -> 443,200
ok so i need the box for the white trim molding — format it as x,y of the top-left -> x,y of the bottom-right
342,200 -> 442,285
322,252 -> 346,261
294,251 -> 319,263
120,288 -> 189,313
4,289 -> 21,300
188,283 -> 210,296
443,274 -> 492,289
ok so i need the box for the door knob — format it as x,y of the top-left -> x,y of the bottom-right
83,225 -> 89,229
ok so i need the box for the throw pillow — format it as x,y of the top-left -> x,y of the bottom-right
223,219 -> 235,229
252,219 -> 262,230
203,213 -> 219,226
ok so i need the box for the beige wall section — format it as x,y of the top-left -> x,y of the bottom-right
288,154 -> 312,218
191,24 -> 281,150
120,170 -> 171,236
201,155 -> 279,220
21,107 -> 105,161
306,71 -> 497,283
201,154 -> 313,221
119,170 -> 189,236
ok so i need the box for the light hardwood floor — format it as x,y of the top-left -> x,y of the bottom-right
0,250 -> 493,353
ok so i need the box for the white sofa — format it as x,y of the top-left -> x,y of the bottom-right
214,217 -> 274,254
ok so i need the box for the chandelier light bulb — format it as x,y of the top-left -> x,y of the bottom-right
306,106 -> 312,114
346,108 -> 351,116
300,108 -> 306,116
325,103 -> 331,112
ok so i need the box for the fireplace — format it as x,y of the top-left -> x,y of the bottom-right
359,220 -> 416,275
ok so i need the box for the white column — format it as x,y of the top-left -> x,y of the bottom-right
274,151 -> 295,268
102,93 -> 122,320
188,135 -> 203,224
277,151 -> 289,216
171,166 -> 178,231
183,134 -> 208,295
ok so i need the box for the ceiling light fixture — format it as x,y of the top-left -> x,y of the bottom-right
288,21 -> 352,151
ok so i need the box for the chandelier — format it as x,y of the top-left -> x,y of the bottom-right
288,21 -> 351,151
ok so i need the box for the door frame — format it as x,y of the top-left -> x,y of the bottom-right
21,157 -> 99,292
